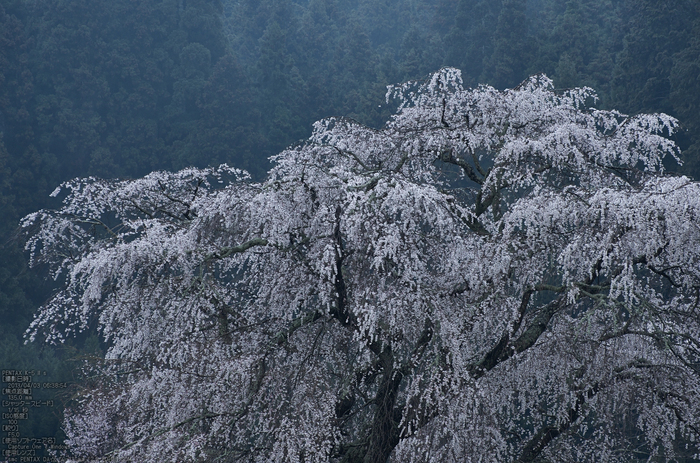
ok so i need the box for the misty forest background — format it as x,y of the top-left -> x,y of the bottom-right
1,0 -> 699,444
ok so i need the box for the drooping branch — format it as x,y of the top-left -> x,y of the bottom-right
348,175 -> 381,192
511,296 -> 565,355
156,178 -> 202,221
270,310 -> 323,347
69,215 -> 120,239
469,289 -> 535,378
105,411 -> 222,458
471,288 -> 566,379
440,149 -> 484,185
204,237 -> 269,261
517,383 -> 600,463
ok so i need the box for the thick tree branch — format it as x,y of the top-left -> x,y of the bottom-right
106,411 -> 221,457
204,237 -> 269,261
517,383 -> 600,463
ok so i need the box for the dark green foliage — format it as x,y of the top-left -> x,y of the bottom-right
532,0 -> 621,102
189,53 -> 267,177
26,0 -> 231,179
608,0 -> 699,174
670,36 -> 700,173
611,0 -> 693,112
3,0 -> 700,216
441,0 -> 502,87
484,0 -> 531,88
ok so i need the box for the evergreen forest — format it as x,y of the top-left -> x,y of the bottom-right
1,0 -> 699,456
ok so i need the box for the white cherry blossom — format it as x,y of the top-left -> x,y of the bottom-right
24,68 -> 700,462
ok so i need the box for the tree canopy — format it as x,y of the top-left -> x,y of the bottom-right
23,68 -> 700,462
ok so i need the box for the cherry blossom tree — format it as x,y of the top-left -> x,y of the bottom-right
23,68 -> 700,462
